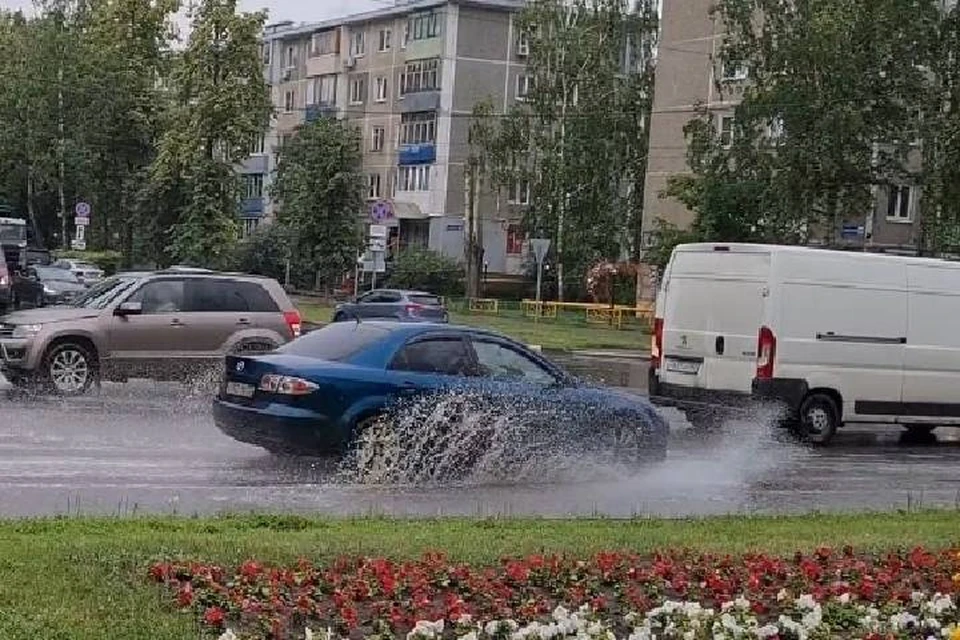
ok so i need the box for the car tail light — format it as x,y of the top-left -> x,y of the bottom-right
756,325 -> 776,379
405,303 -> 423,316
259,374 -> 317,395
651,317 -> 664,369
283,310 -> 302,338
0,261 -> 7,287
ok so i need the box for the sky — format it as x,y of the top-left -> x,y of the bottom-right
0,0 -> 384,24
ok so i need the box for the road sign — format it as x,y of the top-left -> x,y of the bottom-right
369,200 -> 393,224
368,224 -> 388,238
530,238 -> 551,264
71,239 -> 86,251
841,224 -> 864,239
369,237 -> 387,251
75,201 -> 91,224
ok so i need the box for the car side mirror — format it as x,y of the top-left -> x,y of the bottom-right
114,301 -> 143,317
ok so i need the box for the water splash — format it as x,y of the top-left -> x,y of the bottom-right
335,388 -> 668,487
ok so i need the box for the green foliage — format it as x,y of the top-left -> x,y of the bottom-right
270,118 -> 365,290
640,218 -> 700,271
53,250 -> 123,275
386,248 -> 464,297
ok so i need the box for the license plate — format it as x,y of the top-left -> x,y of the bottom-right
225,381 -> 255,398
666,359 -> 700,374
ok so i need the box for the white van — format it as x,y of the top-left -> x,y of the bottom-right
649,242 -> 960,444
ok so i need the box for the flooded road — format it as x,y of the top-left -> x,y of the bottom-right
2,365 -> 960,518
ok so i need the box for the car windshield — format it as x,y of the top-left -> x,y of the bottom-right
35,267 -> 79,283
71,276 -> 140,310
277,322 -> 392,361
0,222 -> 26,245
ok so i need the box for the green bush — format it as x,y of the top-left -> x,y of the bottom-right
386,247 -> 463,296
53,250 -> 123,275
228,223 -> 296,285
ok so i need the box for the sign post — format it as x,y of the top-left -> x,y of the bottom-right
72,201 -> 91,251
529,238 -> 551,305
367,224 -> 388,290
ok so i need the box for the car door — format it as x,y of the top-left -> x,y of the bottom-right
359,290 -> 403,319
182,278 -> 256,355
106,277 -> 193,373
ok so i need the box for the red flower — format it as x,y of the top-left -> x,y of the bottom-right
176,582 -> 194,607
203,606 -> 226,627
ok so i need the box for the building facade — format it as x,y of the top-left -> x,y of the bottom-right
239,0 -> 535,275
642,0 -> 923,254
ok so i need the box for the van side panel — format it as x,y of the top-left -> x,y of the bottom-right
660,249 -> 770,393
773,252 -> 907,422
901,263 -> 960,421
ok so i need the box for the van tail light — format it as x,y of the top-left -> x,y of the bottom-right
756,325 -> 777,379
283,310 -> 302,338
651,317 -> 664,369
259,374 -> 317,396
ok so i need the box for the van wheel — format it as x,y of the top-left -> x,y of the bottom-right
798,393 -> 839,445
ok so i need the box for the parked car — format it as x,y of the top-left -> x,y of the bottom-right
213,321 -> 669,467
23,266 -> 86,306
51,259 -> 104,286
332,289 -> 448,323
0,268 -> 302,395
0,251 -> 11,312
650,242 -> 960,445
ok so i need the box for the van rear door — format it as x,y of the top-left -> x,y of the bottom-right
660,246 -> 770,394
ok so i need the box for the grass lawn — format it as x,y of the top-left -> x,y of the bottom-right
2,512 -> 960,639
297,300 -> 649,352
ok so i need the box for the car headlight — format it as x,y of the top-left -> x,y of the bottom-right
43,285 -> 55,295
11,324 -> 42,338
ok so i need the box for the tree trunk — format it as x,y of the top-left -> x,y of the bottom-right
464,163 -> 483,298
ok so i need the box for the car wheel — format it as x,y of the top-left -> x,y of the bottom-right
351,414 -> 399,483
11,292 -> 19,310
43,342 -> 97,396
798,393 -> 839,446
333,312 -> 346,322
33,292 -> 43,308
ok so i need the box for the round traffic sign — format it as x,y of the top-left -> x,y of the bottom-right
75,201 -> 91,217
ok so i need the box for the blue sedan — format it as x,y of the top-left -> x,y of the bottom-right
212,321 -> 669,469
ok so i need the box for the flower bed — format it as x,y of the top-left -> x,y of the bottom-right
149,547 -> 960,639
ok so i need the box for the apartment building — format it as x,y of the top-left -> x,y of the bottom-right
239,0 -> 535,275
642,0 -> 923,254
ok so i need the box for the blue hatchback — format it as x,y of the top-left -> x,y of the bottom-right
212,321 -> 669,463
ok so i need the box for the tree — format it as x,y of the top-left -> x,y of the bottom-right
270,118 -> 365,290
150,0 -> 271,267
670,0 -> 941,246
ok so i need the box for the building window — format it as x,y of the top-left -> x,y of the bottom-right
283,89 -> 295,112
378,28 -> 392,51
243,173 -> 264,199
400,111 -> 436,145
887,185 -> 913,221
516,31 -> 530,57
506,224 -> 525,255
242,218 -> 260,238
375,76 -> 388,102
508,180 -> 531,205
368,173 -> 382,200
516,74 -> 534,100
350,30 -> 365,57
767,116 -> 785,141
349,77 -> 365,104
310,30 -> 338,56
261,42 -> 271,65
720,60 -> 748,81
308,74 -> 337,105
249,135 -> 265,155
371,126 -> 385,152
400,58 -> 440,95
718,115 -> 734,148
397,165 -> 430,192
408,11 -> 440,41
284,45 -> 296,69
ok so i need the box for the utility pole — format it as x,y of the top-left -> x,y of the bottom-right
56,1 -> 67,249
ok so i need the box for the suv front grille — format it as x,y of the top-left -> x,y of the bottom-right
0,324 -> 13,339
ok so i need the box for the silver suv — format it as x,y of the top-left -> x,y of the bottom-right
0,268 -> 301,394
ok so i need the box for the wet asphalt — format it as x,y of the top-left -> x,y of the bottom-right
2,356 -> 960,518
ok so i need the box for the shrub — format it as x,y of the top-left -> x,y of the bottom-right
386,247 -> 463,296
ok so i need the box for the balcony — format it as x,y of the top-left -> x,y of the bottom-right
398,143 -> 436,165
399,90 -> 440,113
305,103 -> 338,122
240,197 -> 265,218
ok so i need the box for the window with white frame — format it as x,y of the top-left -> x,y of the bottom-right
350,30 -> 365,57
378,28 -> 392,51
767,116 -> 785,141
367,173 -> 382,200
375,76 -> 388,102
242,218 -> 260,238
249,135 -> 265,155
283,89 -> 295,112
400,111 -> 436,145
399,58 -> 440,95
349,77 -> 365,104
243,173 -> 264,199
516,31 -> 530,56
261,42 -> 271,65
310,30 -> 337,56
508,180 -> 531,205
371,126 -> 385,152
284,44 -> 296,69
397,165 -> 431,192
516,74 -> 534,100
886,185 -> 914,221
408,11 -> 440,41
720,60 -> 748,81
718,115 -> 735,147
311,74 -> 336,105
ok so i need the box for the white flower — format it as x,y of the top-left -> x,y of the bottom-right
795,594 -> 818,611
838,592 -> 851,604
776,589 -> 789,602
458,614 -> 474,625
305,629 -> 314,640
890,611 -> 919,631
461,633 -> 478,640
218,631 -> 238,640
757,624 -> 780,638
552,606 -> 570,622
